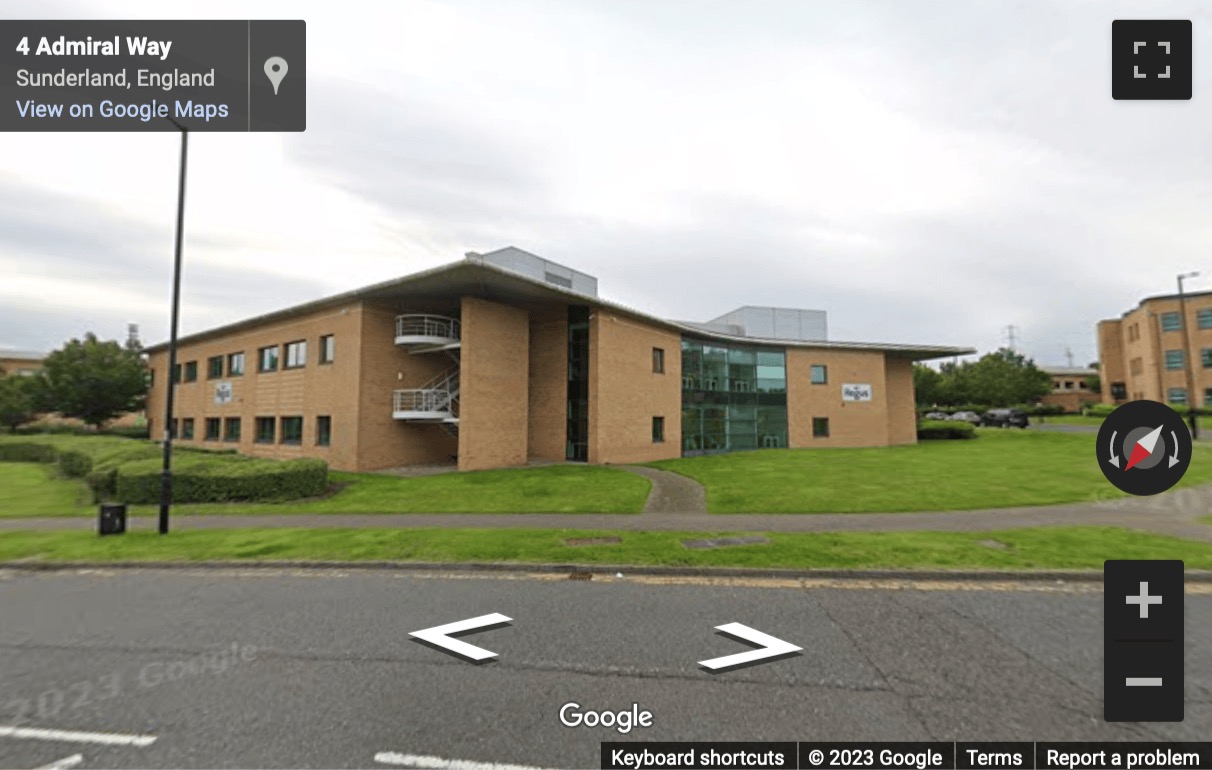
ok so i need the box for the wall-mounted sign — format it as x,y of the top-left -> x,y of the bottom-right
842,383 -> 873,402
214,381 -> 233,405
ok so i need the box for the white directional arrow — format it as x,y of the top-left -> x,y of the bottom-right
698,622 -> 802,672
1169,430 -> 1182,468
409,613 -> 512,662
1108,430 -> 1120,468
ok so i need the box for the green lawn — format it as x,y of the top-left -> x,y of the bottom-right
0,463 -> 92,516
650,429 -> 1212,513
0,458 -> 650,517
1,526 -> 1210,570
1035,415 -> 1105,426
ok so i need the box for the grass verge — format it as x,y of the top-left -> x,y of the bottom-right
650,429 -> 1212,513
1,526 -> 1210,570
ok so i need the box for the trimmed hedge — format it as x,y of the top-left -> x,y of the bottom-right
0,443 -> 58,462
115,457 -> 329,504
917,420 -> 977,440
57,450 -> 93,478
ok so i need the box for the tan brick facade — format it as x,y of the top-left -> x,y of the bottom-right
588,310 -> 682,464
786,348 -> 904,447
142,259 -> 951,473
458,297 -> 531,471
1098,293 -> 1212,407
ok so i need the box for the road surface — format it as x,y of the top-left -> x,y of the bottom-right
0,568 -> 1208,769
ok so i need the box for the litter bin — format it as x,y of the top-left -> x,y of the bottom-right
98,503 -> 126,536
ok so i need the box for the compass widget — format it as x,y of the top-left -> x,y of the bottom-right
1096,400 -> 1192,496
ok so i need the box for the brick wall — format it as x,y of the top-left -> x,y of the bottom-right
458,296 -> 530,470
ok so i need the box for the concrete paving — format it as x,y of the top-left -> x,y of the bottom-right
0,568 -> 1207,768
620,465 -> 707,514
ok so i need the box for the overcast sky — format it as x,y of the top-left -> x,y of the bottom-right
4,0 -> 1211,367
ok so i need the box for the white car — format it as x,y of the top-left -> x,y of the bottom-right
947,411 -> 982,426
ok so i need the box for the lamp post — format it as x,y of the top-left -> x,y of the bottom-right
159,119 -> 188,534
1178,271 -> 1200,440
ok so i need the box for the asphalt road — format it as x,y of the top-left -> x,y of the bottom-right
0,568 -> 1208,769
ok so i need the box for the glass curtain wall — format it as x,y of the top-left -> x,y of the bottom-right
681,338 -> 787,455
566,306 -> 590,461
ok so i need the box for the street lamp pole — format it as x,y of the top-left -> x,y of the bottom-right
1178,271 -> 1200,440
159,119 -> 188,534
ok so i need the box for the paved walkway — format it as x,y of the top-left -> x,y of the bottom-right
620,465 -> 707,513
3,484 -> 1210,541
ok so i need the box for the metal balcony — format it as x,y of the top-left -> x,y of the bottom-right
395,314 -> 461,350
393,367 -> 460,422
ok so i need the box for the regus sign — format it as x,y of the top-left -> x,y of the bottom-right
842,383 -> 872,402
214,381 -> 233,405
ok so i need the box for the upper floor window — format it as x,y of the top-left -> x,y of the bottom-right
207,356 -> 223,380
259,346 -> 279,373
652,347 -> 665,374
319,335 -> 335,364
183,361 -> 197,382
228,352 -> 245,377
1199,309 -> 1212,330
1161,312 -> 1182,331
1165,350 -> 1185,370
810,364 -> 827,385
285,341 -> 307,369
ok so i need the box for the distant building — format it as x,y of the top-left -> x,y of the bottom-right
1038,366 -> 1098,413
143,247 -> 972,472
1098,290 -> 1212,406
0,350 -> 45,377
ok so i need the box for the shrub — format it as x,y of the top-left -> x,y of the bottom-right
1085,403 -> 1117,417
101,425 -> 150,440
115,457 -> 329,504
57,449 -> 93,478
917,420 -> 977,440
86,468 -> 119,502
0,443 -> 58,462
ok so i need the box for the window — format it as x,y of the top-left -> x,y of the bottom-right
1203,349 -> 1212,368
224,417 -> 242,442
228,352 -> 245,377
1200,309 -> 1212,330
169,418 -> 179,439
255,416 -> 275,444
1169,388 -> 1188,405
181,418 -> 195,440
1161,312 -> 1182,331
183,361 -> 197,382
280,416 -> 303,445
172,363 -> 181,384
1165,350 -> 1185,370
652,416 -> 665,443
1110,382 -> 1128,400
259,346 -> 279,373
319,335 -> 335,364
652,347 -> 665,374
284,340 -> 307,369
1063,381 -> 1073,390
316,416 -> 331,446
812,417 -> 830,438
204,417 -> 221,441
149,369 -> 155,387
207,356 -> 223,380
810,364 -> 827,385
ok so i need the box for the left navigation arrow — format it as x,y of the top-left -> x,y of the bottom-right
409,613 -> 513,663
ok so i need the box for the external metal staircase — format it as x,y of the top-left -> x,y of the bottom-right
392,314 -> 460,438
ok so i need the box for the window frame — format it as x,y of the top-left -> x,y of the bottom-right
207,356 -> 223,380
812,417 -> 830,438
316,415 -> 332,446
1199,309 -> 1212,330
284,340 -> 307,370
652,415 -> 665,444
319,335 -> 335,365
255,416 -> 276,444
810,364 -> 828,385
181,417 -> 195,440
228,351 -> 245,377
258,346 -> 279,373
204,417 -> 221,441
1161,312 -> 1182,332
280,415 -> 303,445
1165,349 -> 1185,370
224,417 -> 242,443
652,347 -> 665,374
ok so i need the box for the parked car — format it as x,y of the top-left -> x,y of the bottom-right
982,408 -> 1029,428
923,411 -> 949,421
947,411 -> 982,426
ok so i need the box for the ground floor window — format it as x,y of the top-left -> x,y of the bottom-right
1168,388 -> 1188,405
255,417 -> 275,444
316,416 -> 331,446
224,417 -> 242,442
812,417 -> 830,438
205,417 -> 221,441
682,404 -> 787,454
652,416 -> 664,443
181,418 -> 194,440
280,416 -> 303,445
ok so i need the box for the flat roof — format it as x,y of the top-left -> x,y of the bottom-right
1040,366 -> 1096,376
1107,290 -> 1212,320
145,255 -> 973,361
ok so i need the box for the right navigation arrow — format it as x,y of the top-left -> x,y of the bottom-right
698,622 -> 803,673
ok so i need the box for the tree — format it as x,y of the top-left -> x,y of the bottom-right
38,333 -> 147,429
0,375 -> 37,433
912,364 -> 943,405
962,348 -> 1051,407
1085,374 -> 1101,394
